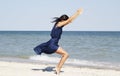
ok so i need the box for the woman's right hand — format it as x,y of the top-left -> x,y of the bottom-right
77,8 -> 83,14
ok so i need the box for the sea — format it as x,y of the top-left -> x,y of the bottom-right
0,31 -> 120,70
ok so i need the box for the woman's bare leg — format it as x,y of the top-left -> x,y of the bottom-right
55,47 -> 69,74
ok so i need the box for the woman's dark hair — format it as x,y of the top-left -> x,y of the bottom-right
52,14 -> 69,23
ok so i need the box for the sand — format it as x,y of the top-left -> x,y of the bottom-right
0,61 -> 120,76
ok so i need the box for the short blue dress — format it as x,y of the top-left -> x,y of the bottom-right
34,25 -> 63,55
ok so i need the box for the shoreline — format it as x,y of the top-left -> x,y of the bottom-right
0,60 -> 120,76
0,57 -> 120,71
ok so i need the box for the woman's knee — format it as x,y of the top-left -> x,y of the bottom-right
60,49 -> 69,58
56,47 -> 69,57
64,52 -> 69,58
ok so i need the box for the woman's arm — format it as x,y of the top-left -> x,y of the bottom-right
57,8 -> 83,27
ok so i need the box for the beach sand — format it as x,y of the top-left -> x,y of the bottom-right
0,61 -> 120,76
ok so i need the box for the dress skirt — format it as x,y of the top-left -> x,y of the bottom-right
34,38 -> 59,55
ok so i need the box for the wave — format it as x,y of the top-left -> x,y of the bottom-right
30,55 -> 120,70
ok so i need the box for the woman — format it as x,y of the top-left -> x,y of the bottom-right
34,8 -> 83,74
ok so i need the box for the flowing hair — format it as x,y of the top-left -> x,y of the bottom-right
52,14 -> 69,24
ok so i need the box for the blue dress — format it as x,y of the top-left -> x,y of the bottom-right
34,25 -> 63,55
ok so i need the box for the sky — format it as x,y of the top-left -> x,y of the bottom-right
0,0 -> 120,31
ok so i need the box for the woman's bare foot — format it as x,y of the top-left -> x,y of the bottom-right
55,67 -> 60,75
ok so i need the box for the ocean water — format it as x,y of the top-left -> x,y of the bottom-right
0,31 -> 120,69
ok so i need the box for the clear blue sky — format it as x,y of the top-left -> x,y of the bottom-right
0,0 -> 120,31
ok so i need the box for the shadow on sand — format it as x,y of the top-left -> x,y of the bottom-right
32,66 -> 64,73
32,66 -> 55,72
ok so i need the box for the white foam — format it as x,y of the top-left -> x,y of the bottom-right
30,55 -> 101,66
29,55 -> 120,70
30,55 -> 60,63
